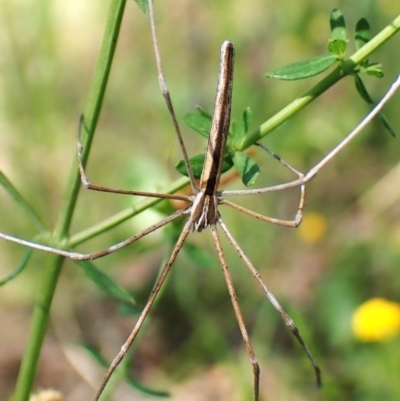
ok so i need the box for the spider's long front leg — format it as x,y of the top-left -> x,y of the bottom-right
147,0 -> 198,192
94,215 -> 193,401
210,224 -> 260,401
77,115 -> 191,202
221,74 -> 400,198
0,207 -> 189,260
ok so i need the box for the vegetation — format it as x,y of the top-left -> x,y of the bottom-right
0,1 -> 400,400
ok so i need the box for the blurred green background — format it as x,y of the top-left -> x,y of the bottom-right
1,0 -> 400,400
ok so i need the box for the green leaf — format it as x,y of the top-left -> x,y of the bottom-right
327,39 -> 347,57
330,9 -> 347,41
355,18 -> 371,50
176,153 -> 206,177
231,107 -> 251,148
80,344 -> 109,368
126,376 -> 170,398
266,54 -> 337,80
117,303 -> 143,316
184,109 -> 212,138
134,0 -> 148,13
76,261 -> 135,304
175,153 -> 234,179
232,152 -> 260,187
354,75 -> 396,137
378,112 -> 397,137
354,74 -> 374,104
81,343 -> 170,397
0,249 -> 33,286
0,171 -> 47,234
365,65 -> 384,78
196,105 -> 213,120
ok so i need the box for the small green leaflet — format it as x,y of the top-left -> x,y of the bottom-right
183,107 -> 212,138
176,153 -> 234,178
364,65 -> 384,78
197,106 -> 213,119
266,54 -> 338,80
126,376 -> 170,398
0,171 -> 47,234
117,303 -> 143,316
179,106 -> 260,186
377,113 -> 396,137
232,152 -> 260,187
80,344 -> 170,397
354,74 -> 374,104
355,18 -> 371,50
0,249 -> 32,286
330,9 -> 347,41
231,107 -> 251,148
354,75 -> 396,137
80,344 -> 109,368
76,260 -> 135,304
133,0 -> 149,13
327,39 -> 347,57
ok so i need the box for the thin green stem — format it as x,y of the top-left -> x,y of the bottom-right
68,176 -> 189,247
12,1 -> 127,400
13,256 -> 64,401
240,66 -> 343,149
240,12 -> 400,149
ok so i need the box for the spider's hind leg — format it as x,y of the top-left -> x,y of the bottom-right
210,223 -> 261,401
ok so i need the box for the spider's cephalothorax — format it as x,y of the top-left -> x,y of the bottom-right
190,192 -> 219,232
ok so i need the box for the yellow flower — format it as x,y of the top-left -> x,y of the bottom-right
297,212 -> 327,243
352,298 -> 400,342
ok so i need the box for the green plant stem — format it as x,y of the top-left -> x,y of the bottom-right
240,66 -> 343,149
240,12 -> 400,149
68,176 -> 189,247
12,256 -> 64,401
12,1 -> 127,400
